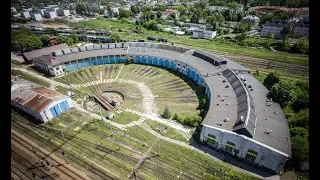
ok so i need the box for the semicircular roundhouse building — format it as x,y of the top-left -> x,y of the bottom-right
33,42 -> 291,174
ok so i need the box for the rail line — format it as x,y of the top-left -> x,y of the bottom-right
11,130 -> 91,180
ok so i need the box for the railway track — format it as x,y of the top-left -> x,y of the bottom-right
11,129 -> 91,180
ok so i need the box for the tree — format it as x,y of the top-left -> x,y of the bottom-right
215,14 -> 225,23
280,25 -> 291,43
270,81 -> 298,107
190,14 -> 199,23
163,106 -> 171,119
290,127 -> 308,138
145,20 -> 159,31
263,71 -> 281,90
39,34 -> 50,47
119,9 -> 131,18
158,4 -> 166,12
46,28 -> 57,36
157,11 -> 162,19
173,113 -> 186,123
131,5 -> 138,14
113,12 -> 119,17
233,22 -> 251,33
288,109 -> 309,129
291,135 -> 309,162
234,33 -> 247,41
110,33 -> 121,43
11,28 -> 43,52
227,2 -> 240,10
169,12 -> 176,20
120,17 -> 129,23
56,35 -> 74,46
70,32 -> 79,43
291,36 -> 308,54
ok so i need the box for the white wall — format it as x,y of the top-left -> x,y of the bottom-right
200,125 -> 288,174
41,97 -> 73,122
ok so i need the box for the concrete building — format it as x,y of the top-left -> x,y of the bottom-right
21,11 -> 31,18
261,19 -> 309,38
11,78 -> 73,123
44,10 -> 57,19
22,43 -> 69,63
37,9 -> 47,16
28,42 -> 291,174
58,9 -> 71,17
192,30 -> 217,39
30,13 -> 43,21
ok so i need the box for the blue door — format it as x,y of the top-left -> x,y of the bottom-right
103,56 -> 109,64
63,100 -> 70,110
142,56 -> 147,64
153,58 -> 158,66
159,59 -> 164,66
50,107 -> 58,118
72,62 -> 78,70
59,102 -> 67,112
65,63 -> 72,71
187,68 -> 191,77
191,71 -> 196,80
97,57 -> 103,65
91,58 -> 98,65
170,62 -> 175,70
109,56 -> 115,63
135,56 -> 141,64
115,56 -> 121,63
147,57 -> 152,65
54,104 -> 62,115
85,59 -> 91,67
122,57 -> 127,64
78,61 -> 85,68
165,60 -> 169,68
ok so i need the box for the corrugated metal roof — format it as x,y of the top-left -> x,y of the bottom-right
23,43 -> 69,61
11,87 -> 68,113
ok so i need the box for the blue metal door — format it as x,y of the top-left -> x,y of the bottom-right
142,56 -> 147,64
63,100 -> 70,110
147,57 -> 152,65
54,104 -> 62,115
165,60 -> 169,68
170,62 -> 175,70
50,107 -> 58,118
59,102 -> 66,112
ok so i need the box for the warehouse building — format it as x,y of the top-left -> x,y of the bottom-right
27,42 -> 291,174
22,43 -> 68,63
30,13 -> 43,21
11,78 -> 73,123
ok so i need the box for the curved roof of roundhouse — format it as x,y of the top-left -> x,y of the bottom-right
44,42 -> 291,157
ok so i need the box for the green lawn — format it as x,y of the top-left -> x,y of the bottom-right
71,19 -> 309,66
112,111 -> 140,124
11,69 -> 50,87
144,120 -> 188,142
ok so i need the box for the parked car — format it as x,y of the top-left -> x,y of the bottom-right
147,36 -> 156,40
158,38 -> 168,42
138,39 -> 146,42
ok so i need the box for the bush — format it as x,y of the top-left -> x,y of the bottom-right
269,81 -> 298,108
234,33 -> 247,42
162,106 -> 171,119
233,22 -> 251,33
263,71 -> 281,90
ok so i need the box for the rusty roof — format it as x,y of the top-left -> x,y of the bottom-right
11,87 -> 68,113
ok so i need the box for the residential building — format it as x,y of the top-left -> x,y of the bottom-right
11,78 -> 73,123
21,11 -> 31,18
37,9 -> 47,16
58,9 -> 71,17
22,43 -> 69,63
44,10 -> 57,19
111,7 -> 120,14
184,23 -> 206,29
261,19 -> 309,38
203,31 -> 217,39
192,30 -> 204,39
242,15 -> 260,25
30,13 -> 43,21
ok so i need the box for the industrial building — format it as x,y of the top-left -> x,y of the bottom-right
58,9 -> 71,17
30,13 -> 43,21
192,30 -> 217,39
27,42 -> 291,174
22,43 -> 69,63
44,10 -> 57,19
11,77 -> 73,122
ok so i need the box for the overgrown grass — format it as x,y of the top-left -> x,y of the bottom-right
11,69 -> 50,87
12,108 -> 260,180
71,19 -> 309,66
144,120 -> 188,142
112,111 -> 140,124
